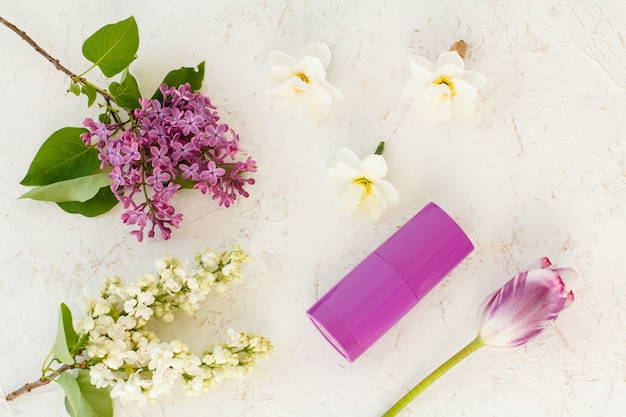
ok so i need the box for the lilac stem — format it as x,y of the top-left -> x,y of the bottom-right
5,364 -> 73,401
0,16 -> 114,102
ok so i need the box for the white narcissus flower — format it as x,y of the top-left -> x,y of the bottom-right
266,43 -> 343,122
327,147 -> 399,221
403,50 -> 487,125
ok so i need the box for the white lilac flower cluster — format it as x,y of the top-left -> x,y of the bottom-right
74,245 -> 271,406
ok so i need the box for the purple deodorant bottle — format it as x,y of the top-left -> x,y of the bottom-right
306,202 -> 474,362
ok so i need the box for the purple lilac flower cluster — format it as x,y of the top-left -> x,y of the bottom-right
81,83 -> 256,241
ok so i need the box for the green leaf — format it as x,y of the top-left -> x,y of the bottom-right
76,370 -> 113,417
20,128 -> 115,218
82,16 -> 139,77
69,83 -> 81,96
20,127 -> 99,186
151,61 -> 205,101
19,173 -> 111,203
98,113 -> 111,124
109,70 -> 141,109
57,370 -> 113,417
57,187 -> 119,217
56,372 -> 82,417
52,303 -> 78,366
81,85 -> 97,107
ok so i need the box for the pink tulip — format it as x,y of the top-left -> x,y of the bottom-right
478,257 -> 575,348
382,258 -> 575,417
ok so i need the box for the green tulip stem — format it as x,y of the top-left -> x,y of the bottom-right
381,335 -> 485,417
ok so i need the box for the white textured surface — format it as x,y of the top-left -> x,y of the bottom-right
1,1 -> 625,416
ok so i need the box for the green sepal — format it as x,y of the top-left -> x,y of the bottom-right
109,69 -> 141,109
56,370 -> 113,417
57,187 -> 119,217
81,85 -> 97,107
20,127 -> 98,186
82,16 -> 139,78
19,173 -> 111,203
52,303 -> 78,366
152,61 -> 205,101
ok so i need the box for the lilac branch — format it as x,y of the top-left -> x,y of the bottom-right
5,364 -> 73,401
0,16 -> 114,102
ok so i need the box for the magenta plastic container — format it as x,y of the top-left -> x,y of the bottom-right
306,202 -> 474,362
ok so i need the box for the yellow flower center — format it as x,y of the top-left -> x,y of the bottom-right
353,176 -> 374,195
295,72 -> 310,83
292,72 -> 310,93
434,75 -> 455,97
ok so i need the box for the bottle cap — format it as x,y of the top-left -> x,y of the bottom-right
307,202 -> 473,361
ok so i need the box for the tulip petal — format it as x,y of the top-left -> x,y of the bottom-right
527,257 -> 553,270
478,268 -> 572,348
565,290 -> 575,308
552,267 -> 577,291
